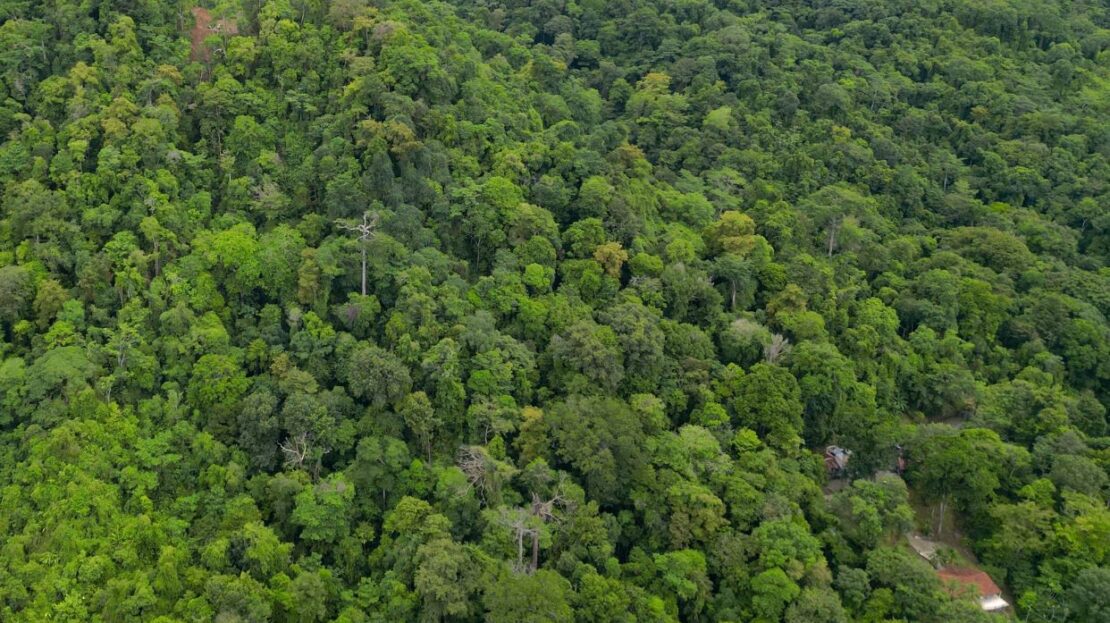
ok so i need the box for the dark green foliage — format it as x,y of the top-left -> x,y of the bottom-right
0,0 -> 1107,621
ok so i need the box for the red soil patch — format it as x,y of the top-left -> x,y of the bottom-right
190,6 -> 239,62
937,567 -> 1003,597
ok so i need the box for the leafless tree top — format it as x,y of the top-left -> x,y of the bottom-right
765,333 -> 792,364
337,211 -> 380,242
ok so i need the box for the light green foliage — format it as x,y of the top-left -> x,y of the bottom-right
0,0 -> 1106,622
732,363 -> 805,450
484,569 -> 574,623
652,549 -> 710,619
293,474 -> 356,544
828,475 -> 915,549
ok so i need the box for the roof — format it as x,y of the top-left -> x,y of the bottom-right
907,534 -> 940,560
824,446 -> 851,470
937,568 -> 1002,598
980,595 -> 1010,612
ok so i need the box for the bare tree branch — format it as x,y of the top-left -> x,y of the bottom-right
280,432 -> 311,471
765,333 -> 792,364
336,211 -> 380,296
457,445 -> 492,501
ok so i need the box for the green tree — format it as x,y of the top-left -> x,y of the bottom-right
413,539 -> 488,622
751,568 -> 800,622
292,474 -> 356,545
731,363 -> 805,450
187,353 -> 249,438
484,569 -> 574,623
344,343 -> 412,409
547,396 -> 652,505
400,391 -> 439,460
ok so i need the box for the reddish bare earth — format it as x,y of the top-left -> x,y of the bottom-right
190,7 -> 238,62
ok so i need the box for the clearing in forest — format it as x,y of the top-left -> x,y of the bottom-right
189,6 -> 238,62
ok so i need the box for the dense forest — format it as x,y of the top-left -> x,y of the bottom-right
0,0 -> 1108,621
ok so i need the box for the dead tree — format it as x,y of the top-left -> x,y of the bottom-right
487,491 -> 568,573
496,508 -> 538,573
527,492 -> 565,572
827,217 -> 842,257
337,211 -> 379,296
764,333 -> 792,363
280,432 -> 311,471
458,445 -> 496,503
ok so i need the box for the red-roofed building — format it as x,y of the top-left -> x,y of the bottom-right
937,567 -> 1009,612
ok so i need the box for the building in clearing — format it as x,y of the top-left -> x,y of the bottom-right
937,567 -> 1009,612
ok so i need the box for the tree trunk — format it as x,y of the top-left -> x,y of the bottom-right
517,528 -> 525,569
360,246 -> 367,296
531,531 -> 540,572
827,221 -> 839,257
937,494 -> 947,537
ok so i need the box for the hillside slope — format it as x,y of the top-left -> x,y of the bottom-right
0,0 -> 1107,621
